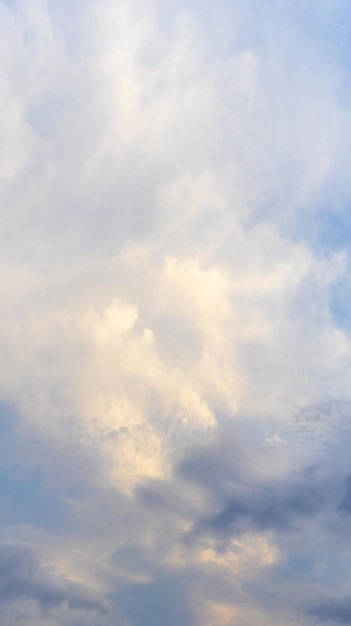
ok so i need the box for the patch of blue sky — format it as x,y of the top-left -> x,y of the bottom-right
0,467 -> 67,532
297,205 -> 351,330
329,278 -> 351,330
116,571 -> 194,626
316,208 -> 351,251
287,200 -> 351,254
0,405 -> 68,532
269,552 -> 321,587
297,1 -> 351,70
221,0 -> 351,62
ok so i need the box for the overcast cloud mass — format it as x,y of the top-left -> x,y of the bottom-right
1,0 -> 351,623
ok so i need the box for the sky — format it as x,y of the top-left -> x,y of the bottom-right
1,0 -> 351,624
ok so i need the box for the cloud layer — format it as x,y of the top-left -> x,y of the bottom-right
1,0 -> 351,624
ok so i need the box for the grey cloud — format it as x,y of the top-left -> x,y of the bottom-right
175,420 -> 263,497
174,422 -> 323,541
177,447 -> 240,495
135,479 -> 170,510
308,596 -> 351,623
338,474 -> 351,515
193,483 -> 322,538
0,543 -> 109,614
0,544 -> 37,591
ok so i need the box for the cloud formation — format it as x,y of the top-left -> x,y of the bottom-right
1,0 -> 351,624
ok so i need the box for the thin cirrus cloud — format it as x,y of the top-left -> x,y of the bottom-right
1,0 -> 351,624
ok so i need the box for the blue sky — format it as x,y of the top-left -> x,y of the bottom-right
1,0 -> 351,624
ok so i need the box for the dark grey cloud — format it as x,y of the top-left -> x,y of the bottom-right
176,446 -> 240,495
192,482 -> 322,538
0,543 -> 110,614
309,596 -> 351,623
174,422 -> 324,544
175,420 -> 264,498
338,474 -> 351,515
